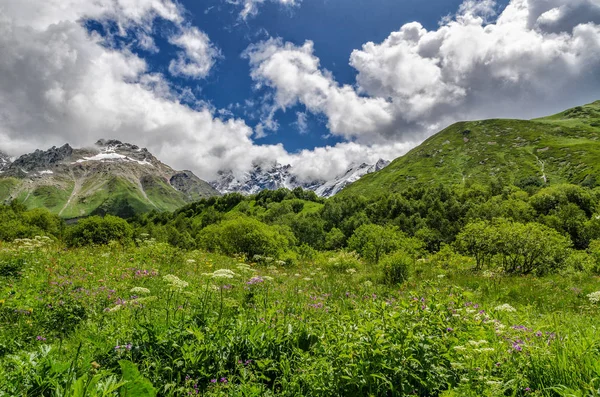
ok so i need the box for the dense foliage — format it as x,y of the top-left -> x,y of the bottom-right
1,242 -> 600,396
2,180 -> 600,395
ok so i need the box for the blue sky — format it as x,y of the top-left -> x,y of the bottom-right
1,0 -> 599,181
88,0 -> 507,153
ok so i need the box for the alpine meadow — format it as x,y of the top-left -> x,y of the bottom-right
2,102 -> 600,396
3,0 -> 600,395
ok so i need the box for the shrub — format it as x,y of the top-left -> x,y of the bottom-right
381,252 -> 412,284
325,227 -> 346,250
348,224 -> 423,264
456,219 -> 571,275
430,244 -> 475,270
66,215 -> 133,247
323,251 -> 362,273
197,215 -> 290,259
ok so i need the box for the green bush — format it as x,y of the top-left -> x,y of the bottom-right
381,251 -> 412,284
456,219 -> 571,275
66,215 -> 133,247
348,224 -> 423,264
322,251 -> 362,273
197,215 -> 290,259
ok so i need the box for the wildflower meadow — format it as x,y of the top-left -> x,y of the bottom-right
1,237 -> 600,396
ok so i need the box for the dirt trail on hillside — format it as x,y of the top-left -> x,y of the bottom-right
59,171 -> 82,217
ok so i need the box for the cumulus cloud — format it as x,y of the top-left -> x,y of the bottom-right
0,0 -> 286,179
288,141 -> 414,182
246,0 -> 600,150
168,26 -> 221,79
244,39 -> 395,143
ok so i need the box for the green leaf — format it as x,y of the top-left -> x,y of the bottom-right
119,360 -> 157,397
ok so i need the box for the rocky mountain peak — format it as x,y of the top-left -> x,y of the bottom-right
9,144 -> 73,174
0,151 -> 12,172
210,159 -> 390,197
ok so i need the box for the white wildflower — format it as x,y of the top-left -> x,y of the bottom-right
163,274 -> 189,289
346,268 -> 357,274
486,380 -> 502,386
437,274 -> 446,279
130,287 -> 151,295
587,291 -> 600,304
303,277 -> 312,281
453,346 -> 467,351
494,304 -> 516,312
210,269 -> 237,279
468,340 -> 488,346
236,263 -> 254,273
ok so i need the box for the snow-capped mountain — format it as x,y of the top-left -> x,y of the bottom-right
210,159 -> 390,197
0,140 -> 218,217
314,159 -> 390,197
210,163 -> 318,195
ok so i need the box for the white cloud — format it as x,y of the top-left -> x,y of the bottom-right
289,141 -> 414,182
0,0 -> 286,179
244,39 -> 395,143
245,0 -> 600,149
168,26 -> 221,79
294,112 -> 308,134
227,0 -> 300,20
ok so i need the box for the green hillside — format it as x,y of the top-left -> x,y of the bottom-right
342,101 -> 600,197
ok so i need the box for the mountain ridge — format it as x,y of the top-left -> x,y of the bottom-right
0,140 -> 219,218
210,159 -> 390,198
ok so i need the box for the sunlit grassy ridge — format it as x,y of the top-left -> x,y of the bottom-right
1,240 -> 600,396
343,101 -> 600,197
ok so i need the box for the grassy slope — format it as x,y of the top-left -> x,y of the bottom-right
0,178 -> 20,202
342,101 -> 600,197
5,173 -> 209,219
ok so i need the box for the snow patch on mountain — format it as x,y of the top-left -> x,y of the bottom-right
314,159 -> 390,197
211,159 -> 389,197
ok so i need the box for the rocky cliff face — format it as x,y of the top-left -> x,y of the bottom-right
6,144 -> 73,176
0,140 -> 219,217
0,151 -> 11,172
210,160 -> 389,197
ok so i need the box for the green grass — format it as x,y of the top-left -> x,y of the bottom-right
0,178 -> 20,202
19,183 -> 74,214
343,101 -> 600,197
1,240 -> 599,396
